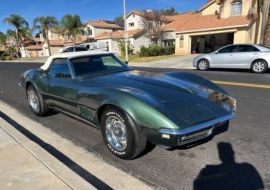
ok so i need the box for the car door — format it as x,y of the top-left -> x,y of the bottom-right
44,58 -> 77,114
210,45 -> 236,68
232,45 -> 260,68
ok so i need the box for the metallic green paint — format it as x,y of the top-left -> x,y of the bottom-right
21,65 -> 236,147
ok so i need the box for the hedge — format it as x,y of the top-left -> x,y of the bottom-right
140,45 -> 175,57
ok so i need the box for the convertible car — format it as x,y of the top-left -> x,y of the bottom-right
20,51 -> 236,159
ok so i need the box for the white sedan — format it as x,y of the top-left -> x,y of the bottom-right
193,44 -> 270,73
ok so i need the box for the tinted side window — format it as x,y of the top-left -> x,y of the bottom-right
48,59 -> 71,79
64,47 -> 74,52
246,45 -> 259,52
218,45 -> 236,53
75,47 -> 86,51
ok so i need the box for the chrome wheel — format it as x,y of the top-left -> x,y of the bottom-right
253,61 -> 266,73
28,90 -> 39,113
198,60 -> 208,70
105,115 -> 127,152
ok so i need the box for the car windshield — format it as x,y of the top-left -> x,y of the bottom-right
70,54 -> 130,78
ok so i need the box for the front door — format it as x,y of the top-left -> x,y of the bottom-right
45,58 -> 77,114
211,45 -> 237,68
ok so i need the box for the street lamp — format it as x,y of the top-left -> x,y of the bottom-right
123,0 -> 129,64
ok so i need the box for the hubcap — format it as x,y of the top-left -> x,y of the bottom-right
105,115 -> 127,152
28,90 -> 39,113
199,60 -> 207,70
253,62 -> 265,72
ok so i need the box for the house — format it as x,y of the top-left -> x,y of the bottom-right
168,0 -> 263,54
83,20 -> 123,39
95,29 -> 148,54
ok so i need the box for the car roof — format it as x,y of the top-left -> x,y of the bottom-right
40,51 -> 112,70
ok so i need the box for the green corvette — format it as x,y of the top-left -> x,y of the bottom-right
20,51 -> 236,159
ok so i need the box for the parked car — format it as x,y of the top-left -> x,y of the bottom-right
20,51 -> 236,159
62,46 -> 87,53
193,44 -> 270,73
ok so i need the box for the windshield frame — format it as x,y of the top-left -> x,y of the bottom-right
68,53 -> 131,79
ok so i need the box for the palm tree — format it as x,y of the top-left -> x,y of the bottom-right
33,16 -> 58,56
3,14 -> 30,56
0,32 -> 6,48
60,14 -> 83,49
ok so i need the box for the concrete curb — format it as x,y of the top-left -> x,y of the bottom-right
0,118 -> 96,190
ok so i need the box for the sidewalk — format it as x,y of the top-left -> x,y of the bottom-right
0,118 -> 95,190
129,55 -> 196,69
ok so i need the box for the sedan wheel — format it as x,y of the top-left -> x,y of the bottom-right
197,59 -> 209,71
252,60 -> 267,73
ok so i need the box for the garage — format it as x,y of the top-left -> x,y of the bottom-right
191,33 -> 234,54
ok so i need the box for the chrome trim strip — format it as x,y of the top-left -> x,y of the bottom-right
51,107 -> 99,128
159,113 -> 235,135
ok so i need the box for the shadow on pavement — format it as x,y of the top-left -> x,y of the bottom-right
193,142 -> 264,190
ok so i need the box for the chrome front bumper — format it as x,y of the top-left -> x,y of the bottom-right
159,113 -> 235,146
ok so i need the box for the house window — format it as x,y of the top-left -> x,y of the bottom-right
231,0 -> 242,16
129,22 -> 134,27
179,35 -> 184,48
132,14 -> 135,18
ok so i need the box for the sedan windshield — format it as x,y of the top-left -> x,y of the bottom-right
70,54 -> 130,78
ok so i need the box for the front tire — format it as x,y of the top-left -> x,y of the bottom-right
251,60 -> 268,73
27,85 -> 48,116
100,107 -> 147,159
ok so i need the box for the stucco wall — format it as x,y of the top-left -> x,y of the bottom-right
126,14 -> 144,31
201,0 -> 255,18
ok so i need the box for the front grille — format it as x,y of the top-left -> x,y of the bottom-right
178,126 -> 213,145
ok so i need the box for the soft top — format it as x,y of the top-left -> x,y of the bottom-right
40,50 -> 112,70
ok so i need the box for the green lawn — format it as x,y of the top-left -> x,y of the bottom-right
118,54 -> 179,62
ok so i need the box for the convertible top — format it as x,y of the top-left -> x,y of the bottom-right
40,50 -> 112,70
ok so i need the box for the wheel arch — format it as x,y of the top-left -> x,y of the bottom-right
250,58 -> 269,69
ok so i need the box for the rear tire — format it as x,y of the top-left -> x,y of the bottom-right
197,59 -> 209,71
27,85 -> 48,116
251,60 -> 268,73
100,107 -> 147,160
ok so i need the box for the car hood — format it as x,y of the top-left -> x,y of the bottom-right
83,70 -> 235,128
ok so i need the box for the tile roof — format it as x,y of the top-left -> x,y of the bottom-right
162,13 -> 253,33
25,45 -> 43,50
49,39 -> 65,46
85,20 -> 122,29
95,29 -> 145,40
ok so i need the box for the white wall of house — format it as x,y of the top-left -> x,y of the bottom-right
132,34 -> 151,53
83,25 -> 123,39
126,14 -> 144,31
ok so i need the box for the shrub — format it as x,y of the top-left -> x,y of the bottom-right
118,38 -> 134,56
140,45 -> 175,57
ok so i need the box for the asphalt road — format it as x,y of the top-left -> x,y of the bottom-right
0,62 -> 270,190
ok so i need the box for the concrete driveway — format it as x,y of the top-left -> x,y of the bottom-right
129,55 -> 197,69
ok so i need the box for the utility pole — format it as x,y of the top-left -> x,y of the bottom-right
123,0 -> 129,64
260,0 -> 270,44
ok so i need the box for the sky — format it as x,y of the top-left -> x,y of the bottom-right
0,0 -> 207,33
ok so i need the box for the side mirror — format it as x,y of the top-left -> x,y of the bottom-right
214,51 -> 218,54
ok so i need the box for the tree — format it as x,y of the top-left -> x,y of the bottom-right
114,16 -> 124,27
33,16 -> 58,56
141,10 -> 165,44
0,32 -> 6,48
161,7 -> 178,16
118,38 -> 133,55
60,14 -> 83,49
3,14 -> 30,56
